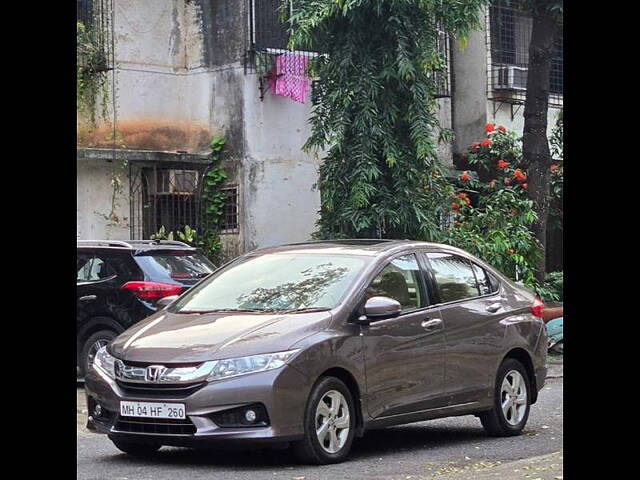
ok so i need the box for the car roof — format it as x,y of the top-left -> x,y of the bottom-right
77,240 -> 197,253
245,239 -> 460,257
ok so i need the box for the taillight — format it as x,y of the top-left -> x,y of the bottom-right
531,297 -> 545,318
121,281 -> 182,300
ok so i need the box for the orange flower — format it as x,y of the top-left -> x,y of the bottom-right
480,138 -> 492,147
522,183 -> 528,189
451,202 -> 460,210
513,169 -> 526,182
507,248 -> 515,254
497,159 -> 509,169
471,141 -> 480,151
459,171 -> 471,181
485,123 -> 495,133
498,125 -> 506,132
457,192 -> 471,205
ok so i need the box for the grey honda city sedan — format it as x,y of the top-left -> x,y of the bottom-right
85,239 -> 547,464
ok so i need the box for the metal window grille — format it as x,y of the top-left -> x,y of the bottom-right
434,27 -> 452,98
129,163 -> 207,240
487,0 -> 562,106
220,186 -> 239,234
77,0 -> 113,72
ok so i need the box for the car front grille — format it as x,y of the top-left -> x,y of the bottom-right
116,380 -> 205,398
114,416 -> 197,435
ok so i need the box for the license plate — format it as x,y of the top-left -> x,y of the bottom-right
120,401 -> 186,419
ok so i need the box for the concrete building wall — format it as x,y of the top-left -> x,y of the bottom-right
452,29 -> 488,156
242,75 -> 321,249
77,160 -> 130,240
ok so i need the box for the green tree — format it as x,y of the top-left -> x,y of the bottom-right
288,0 -> 488,240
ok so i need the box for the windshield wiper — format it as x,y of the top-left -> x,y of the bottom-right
177,308 -> 265,314
270,307 -> 331,314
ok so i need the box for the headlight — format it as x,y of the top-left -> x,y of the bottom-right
207,349 -> 300,382
93,346 -> 116,379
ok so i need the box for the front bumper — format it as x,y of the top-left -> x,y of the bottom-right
84,363 -> 311,446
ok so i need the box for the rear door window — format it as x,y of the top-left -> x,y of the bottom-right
135,251 -> 215,282
426,253 -> 480,303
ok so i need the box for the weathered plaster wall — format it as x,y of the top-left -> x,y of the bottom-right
451,29 -> 488,156
77,160 -> 130,240
242,75 -> 321,250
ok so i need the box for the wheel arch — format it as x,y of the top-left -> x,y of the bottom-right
502,347 -> 538,404
318,366 -> 365,437
77,316 -> 125,360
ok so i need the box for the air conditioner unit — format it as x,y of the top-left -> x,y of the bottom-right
493,65 -> 528,91
152,169 -> 199,195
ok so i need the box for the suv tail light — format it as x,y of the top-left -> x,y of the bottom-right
531,297 -> 545,318
121,281 -> 182,300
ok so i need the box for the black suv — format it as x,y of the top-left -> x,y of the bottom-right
77,240 -> 216,377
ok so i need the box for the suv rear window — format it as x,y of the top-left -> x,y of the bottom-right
134,250 -> 215,281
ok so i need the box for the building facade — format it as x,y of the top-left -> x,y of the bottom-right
77,0 -> 562,261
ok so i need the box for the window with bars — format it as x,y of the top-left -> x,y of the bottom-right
487,0 -> 562,105
220,186 -> 239,234
129,165 -> 205,240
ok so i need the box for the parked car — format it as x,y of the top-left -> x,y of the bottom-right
77,240 -> 216,378
85,239 -> 548,464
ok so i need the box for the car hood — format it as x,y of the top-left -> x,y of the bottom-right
109,310 -> 332,364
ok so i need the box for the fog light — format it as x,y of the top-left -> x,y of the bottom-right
244,409 -> 257,423
94,404 -> 102,417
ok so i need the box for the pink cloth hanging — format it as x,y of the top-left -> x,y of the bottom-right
269,53 -> 310,104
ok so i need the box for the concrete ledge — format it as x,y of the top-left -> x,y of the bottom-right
77,148 -> 211,165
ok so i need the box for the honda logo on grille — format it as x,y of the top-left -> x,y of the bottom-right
145,365 -> 167,382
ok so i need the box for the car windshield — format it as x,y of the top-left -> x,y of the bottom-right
171,254 -> 369,313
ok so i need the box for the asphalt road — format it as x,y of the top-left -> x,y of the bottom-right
77,373 -> 562,480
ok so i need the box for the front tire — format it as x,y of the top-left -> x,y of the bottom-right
79,330 -> 117,378
110,438 -> 161,456
292,376 -> 356,464
479,358 -> 531,436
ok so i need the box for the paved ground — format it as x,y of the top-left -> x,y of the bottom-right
77,360 -> 562,480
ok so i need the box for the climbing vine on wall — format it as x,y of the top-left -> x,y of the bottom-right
77,19 -> 112,127
198,137 -> 228,263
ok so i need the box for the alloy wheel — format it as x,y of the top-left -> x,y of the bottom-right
315,389 -> 350,454
500,370 -> 527,425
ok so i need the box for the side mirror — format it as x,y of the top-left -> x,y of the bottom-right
357,296 -> 402,324
156,295 -> 179,309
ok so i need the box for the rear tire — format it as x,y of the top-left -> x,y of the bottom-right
479,358 -> 531,437
110,438 -> 161,456
79,330 -> 117,378
292,376 -> 356,465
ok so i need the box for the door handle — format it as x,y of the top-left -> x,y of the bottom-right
486,302 -> 502,313
79,295 -> 97,302
421,319 -> 442,330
